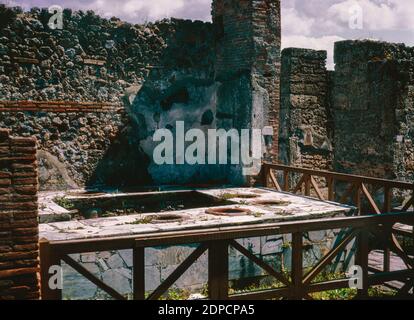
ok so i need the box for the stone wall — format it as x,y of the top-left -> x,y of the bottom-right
279,40 -> 414,187
2,6 -> 414,192
128,19 -> 222,186
0,129 -> 39,300
279,48 -> 333,171
251,0 -> 281,161
0,7 -> 167,102
0,102 -> 132,190
0,3 -> 282,189
332,40 -> 414,181
0,8 -> 219,188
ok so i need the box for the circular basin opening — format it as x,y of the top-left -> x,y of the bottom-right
254,200 -> 291,206
221,193 -> 259,199
67,191 -> 106,197
150,214 -> 187,224
251,190 -> 269,194
206,207 -> 251,217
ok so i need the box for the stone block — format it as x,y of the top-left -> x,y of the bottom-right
102,269 -> 131,295
62,263 -> 98,300
145,265 -> 161,291
80,252 -> 96,263
261,235 -> 284,255
118,249 -> 133,268
106,253 -> 125,269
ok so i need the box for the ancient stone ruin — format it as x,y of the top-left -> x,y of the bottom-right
0,0 -> 413,300
0,0 -> 281,189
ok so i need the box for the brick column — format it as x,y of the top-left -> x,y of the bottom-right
0,129 -> 39,300
212,0 -> 281,184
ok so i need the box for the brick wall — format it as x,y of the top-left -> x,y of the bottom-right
252,0 -> 281,160
0,103 -> 129,190
0,128 -> 39,300
0,101 -> 124,113
213,0 -> 254,77
1,8 -> 217,189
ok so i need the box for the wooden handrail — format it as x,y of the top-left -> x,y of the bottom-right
40,211 -> 414,300
42,212 -> 414,254
264,163 -> 414,190
39,164 -> 414,300
262,162 -> 414,281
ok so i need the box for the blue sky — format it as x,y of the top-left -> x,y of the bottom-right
2,0 -> 414,69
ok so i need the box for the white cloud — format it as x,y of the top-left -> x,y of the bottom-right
80,0 -> 187,21
282,7 -> 315,36
282,35 -> 346,70
326,0 -> 414,32
281,0 -> 414,69
3,0 -> 212,22
121,0 -> 185,20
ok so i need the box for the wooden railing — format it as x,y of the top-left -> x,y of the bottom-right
40,212 -> 414,300
262,163 -> 414,211
262,163 -> 414,274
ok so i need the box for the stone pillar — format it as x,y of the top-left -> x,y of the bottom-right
212,0 -> 281,184
332,40 -> 414,180
0,129 -> 39,300
279,48 -> 333,171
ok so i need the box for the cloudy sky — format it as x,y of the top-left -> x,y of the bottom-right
2,0 -> 414,69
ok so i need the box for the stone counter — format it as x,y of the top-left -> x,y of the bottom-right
39,187 -> 355,300
40,188 -> 353,241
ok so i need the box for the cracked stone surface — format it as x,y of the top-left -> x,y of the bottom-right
40,188 -> 354,241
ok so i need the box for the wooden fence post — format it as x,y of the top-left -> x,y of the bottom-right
208,241 -> 229,300
356,230 -> 369,299
292,232 -> 303,300
263,165 -> 270,188
354,183 -> 362,215
383,187 -> 392,272
304,175 -> 311,196
283,170 -> 289,191
39,239 -> 62,300
328,177 -> 335,201
133,247 -> 145,300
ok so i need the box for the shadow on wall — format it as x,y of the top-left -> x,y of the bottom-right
85,121 -> 153,188
86,19 -> 227,189
0,10 -> 255,190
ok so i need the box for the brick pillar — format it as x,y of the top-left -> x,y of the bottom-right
212,0 -> 281,184
0,129 -> 39,300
